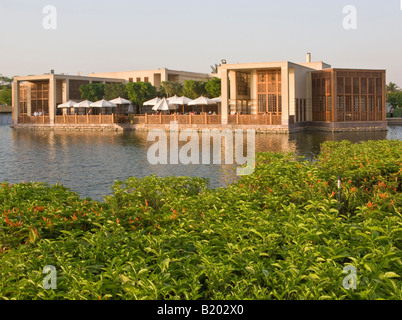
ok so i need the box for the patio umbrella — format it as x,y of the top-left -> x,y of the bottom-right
152,98 -> 178,111
109,97 -> 132,114
143,97 -> 162,106
188,96 -> 217,106
109,97 -> 132,105
168,96 -> 193,113
73,100 -> 93,108
90,99 -> 117,108
211,96 -> 222,103
57,100 -> 77,108
188,96 -> 217,113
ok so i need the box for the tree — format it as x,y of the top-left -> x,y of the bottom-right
104,83 -> 127,100
387,92 -> 402,108
205,77 -> 221,98
160,81 -> 183,97
182,80 -> 206,99
126,82 -> 157,112
79,83 -> 105,101
386,82 -> 400,93
0,87 -> 12,105
0,74 -> 13,86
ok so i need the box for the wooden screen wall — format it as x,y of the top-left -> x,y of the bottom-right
31,81 -> 49,114
312,69 -> 385,122
312,71 -> 332,122
19,85 -> 28,114
335,70 -> 384,122
257,70 -> 282,114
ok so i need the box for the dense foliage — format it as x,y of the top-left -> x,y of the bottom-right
159,81 -> 184,98
79,83 -> 106,102
0,140 -> 401,300
0,86 -> 12,106
126,82 -> 157,110
104,83 -> 128,101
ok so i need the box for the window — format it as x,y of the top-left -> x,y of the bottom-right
144,77 -> 149,83
136,77 -> 141,82
129,78 -> 133,82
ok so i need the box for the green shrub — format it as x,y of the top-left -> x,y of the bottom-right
0,140 -> 401,300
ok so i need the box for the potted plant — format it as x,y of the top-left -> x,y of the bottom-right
129,114 -> 134,124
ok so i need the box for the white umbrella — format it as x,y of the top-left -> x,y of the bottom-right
143,97 -> 162,106
73,100 -> 93,108
109,97 -> 132,105
166,95 -> 179,103
211,96 -> 221,103
57,100 -> 77,109
169,96 -> 193,105
188,96 -> 217,106
90,99 -> 117,108
152,98 -> 178,111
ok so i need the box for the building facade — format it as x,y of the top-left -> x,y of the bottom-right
88,68 -> 213,89
12,73 -> 125,125
219,54 -> 386,130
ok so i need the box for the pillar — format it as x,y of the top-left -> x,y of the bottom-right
250,70 -> 258,115
221,69 -> 229,125
229,70 -> 237,115
49,76 -> 56,125
281,66 -> 289,126
11,80 -> 20,125
27,84 -> 32,116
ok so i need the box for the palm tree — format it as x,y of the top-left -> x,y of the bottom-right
386,82 -> 400,93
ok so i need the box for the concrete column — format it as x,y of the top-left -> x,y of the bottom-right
26,84 -> 32,116
62,79 -> 70,102
11,80 -> 20,125
288,68 -> 295,118
221,69 -> 229,124
281,66 -> 289,126
49,76 -> 56,125
305,72 -> 312,121
229,70 -> 237,114
250,70 -> 257,115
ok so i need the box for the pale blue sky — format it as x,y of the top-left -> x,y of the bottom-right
1,0 -> 402,84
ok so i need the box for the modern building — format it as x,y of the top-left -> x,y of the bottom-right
12,68 -> 214,125
12,72 -> 125,125
88,68 -> 213,89
11,56 -> 387,132
219,53 -> 387,130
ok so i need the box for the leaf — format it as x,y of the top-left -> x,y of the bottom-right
245,266 -> 255,274
381,272 -> 400,279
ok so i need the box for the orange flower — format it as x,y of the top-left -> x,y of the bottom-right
351,187 -> 356,193
367,201 -> 373,208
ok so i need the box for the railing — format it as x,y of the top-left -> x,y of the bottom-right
228,113 -> 282,125
17,114 -> 287,126
337,112 -> 384,122
54,114 -> 114,124
18,115 -> 50,124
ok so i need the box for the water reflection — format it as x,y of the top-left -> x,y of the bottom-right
0,114 -> 400,201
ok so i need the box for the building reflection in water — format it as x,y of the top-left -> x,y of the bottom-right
6,127 -> 394,201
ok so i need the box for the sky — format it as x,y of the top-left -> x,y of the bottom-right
1,0 -> 402,84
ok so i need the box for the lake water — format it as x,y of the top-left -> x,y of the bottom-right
0,113 -> 401,201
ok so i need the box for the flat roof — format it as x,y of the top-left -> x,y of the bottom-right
14,74 -> 125,82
